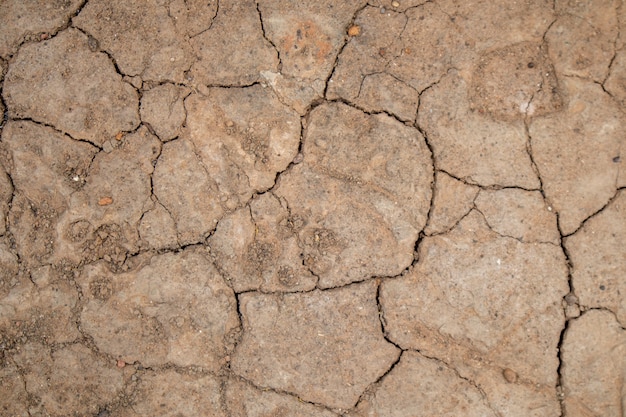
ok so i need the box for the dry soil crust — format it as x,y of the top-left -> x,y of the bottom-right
0,0 -> 625,416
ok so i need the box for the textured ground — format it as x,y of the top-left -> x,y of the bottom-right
0,0 -> 625,416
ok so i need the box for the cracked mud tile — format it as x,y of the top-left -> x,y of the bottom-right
424,171 -> 479,236
13,343 -> 124,417
275,102 -> 432,288
168,0 -> 219,38
189,0 -> 278,86
546,14 -> 616,82
256,0 -> 365,113
565,190 -> 626,325
417,70 -> 540,188
605,48 -> 626,108
475,188 -> 560,244
529,76 -> 625,235
140,83 -> 191,142
74,0 -> 195,83
561,310 -> 626,417
0,363 -> 29,416
0,0 -> 83,58
57,127 -> 160,270
0,264 -> 80,345
209,193 -> 317,292
77,248 -> 239,370
381,210 -> 569,416
138,202 -> 179,251
112,369 -> 225,417
437,0 -> 554,50
0,165 -> 12,236
3,29 -> 140,146
328,3 -> 470,120
350,351 -> 497,417
1,121 -> 98,268
225,377 -> 340,417
231,280 -> 400,410
153,138 -> 223,245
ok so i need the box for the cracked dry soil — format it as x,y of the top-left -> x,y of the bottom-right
0,0 -> 625,416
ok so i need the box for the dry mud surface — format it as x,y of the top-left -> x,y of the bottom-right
0,1 -> 625,416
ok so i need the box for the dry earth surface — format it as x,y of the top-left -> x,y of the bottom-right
0,0 -> 625,416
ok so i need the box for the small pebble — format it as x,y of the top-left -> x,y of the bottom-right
98,197 -> 113,206
380,7 -> 386,13
115,132 -> 124,141
116,359 -> 126,368
347,25 -> 361,37
392,1 -> 400,7
503,368 -> 517,383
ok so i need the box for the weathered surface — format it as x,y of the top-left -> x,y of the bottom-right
226,377 -> 340,417
425,171 -> 479,235
565,190 -> 626,325
530,77 -> 624,235
3,29 -> 140,146
209,192 -> 318,292
140,83 -> 190,141
0,165 -> 12,236
418,71 -> 540,188
275,102 -> 432,288
1,120 -> 98,267
114,370 -> 225,417
561,310 -> 626,417
475,188 -> 560,244
0,0 -> 83,58
381,211 -> 569,416
231,281 -> 399,410
13,343 -> 124,417
78,249 -> 240,369
189,0 -> 278,86
74,0 -> 194,83
352,351 -> 497,417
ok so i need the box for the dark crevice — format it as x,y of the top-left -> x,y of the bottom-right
562,188 -> 622,238
255,1 -> 282,73
7,116 -> 102,150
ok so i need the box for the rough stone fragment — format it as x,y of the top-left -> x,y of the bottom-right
74,0 -> 195,83
565,190 -> 626,324
0,0 -> 83,58
329,3 -> 469,117
3,29 -> 140,146
275,102 -> 432,288
0,166 -> 12,236
78,249 -> 239,369
437,0 -> 554,50
381,210 -> 568,416
184,86 -> 300,208
352,352 -> 497,417
226,377 -> 340,417
153,138 -> 223,245
425,171 -> 479,235
529,77 -> 624,235
209,193 -> 317,292
418,71 -> 540,188
561,310 -> 626,417
138,202 -> 179,250
140,83 -> 190,141
546,14 -> 615,82
189,0 -> 278,86
115,370 -> 225,417
231,281 -> 399,410
1,121 -> 98,267
475,189 -> 560,244
470,42 -> 562,121
14,343 -> 124,417
0,265 -> 79,344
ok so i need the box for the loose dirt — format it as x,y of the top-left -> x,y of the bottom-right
1,1 -> 625,416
